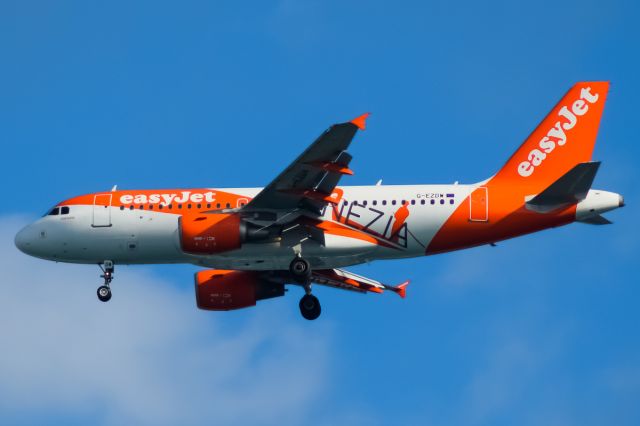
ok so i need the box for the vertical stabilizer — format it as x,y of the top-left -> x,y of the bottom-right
492,82 -> 609,197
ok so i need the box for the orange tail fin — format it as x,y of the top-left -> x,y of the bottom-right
492,82 -> 609,195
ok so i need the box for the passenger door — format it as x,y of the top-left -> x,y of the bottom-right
93,194 -> 112,227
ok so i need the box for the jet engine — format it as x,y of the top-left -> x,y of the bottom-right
180,214 -> 273,255
194,269 -> 285,310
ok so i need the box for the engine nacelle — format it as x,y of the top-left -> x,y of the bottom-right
180,214 -> 242,254
194,269 -> 285,311
180,214 -> 277,255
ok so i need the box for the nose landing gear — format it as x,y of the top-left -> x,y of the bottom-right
290,256 -> 321,320
97,261 -> 114,302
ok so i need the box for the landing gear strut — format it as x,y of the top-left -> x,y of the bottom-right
290,256 -> 321,320
97,261 -> 114,302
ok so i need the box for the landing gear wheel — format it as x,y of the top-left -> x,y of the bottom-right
97,285 -> 112,302
97,261 -> 114,302
290,257 -> 311,283
299,294 -> 321,320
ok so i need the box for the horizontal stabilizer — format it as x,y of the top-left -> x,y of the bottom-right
526,162 -> 600,213
578,214 -> 612,225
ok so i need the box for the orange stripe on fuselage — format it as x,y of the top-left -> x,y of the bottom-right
61,189 -> 250,218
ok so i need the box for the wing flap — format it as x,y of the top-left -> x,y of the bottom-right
311,268 -> 408,298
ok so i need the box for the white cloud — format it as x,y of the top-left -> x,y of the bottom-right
0,216 -> 331,426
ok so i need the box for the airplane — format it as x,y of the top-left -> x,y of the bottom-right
14,81 -> 624,320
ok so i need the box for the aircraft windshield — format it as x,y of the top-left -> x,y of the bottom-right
44,207 -> 60,216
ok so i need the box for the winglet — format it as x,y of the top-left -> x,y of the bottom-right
350,113 -> 370,130
394,280 -> 409,299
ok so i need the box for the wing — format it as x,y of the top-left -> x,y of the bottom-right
243,113 -> 370,214
311,268 -> 408,298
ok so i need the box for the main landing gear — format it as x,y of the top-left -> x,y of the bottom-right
289,256 -> 321,321
299,293 -> 321,321
97,260 -> 114,302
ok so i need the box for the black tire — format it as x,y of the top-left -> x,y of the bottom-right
289,257 -> 311,283
299,294 -> 321,320
97,285 -> 112,302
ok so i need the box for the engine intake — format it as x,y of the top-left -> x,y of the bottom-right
194,269 -> 285,310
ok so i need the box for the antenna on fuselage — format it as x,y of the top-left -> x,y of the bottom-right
111,185 -> 118,192
375,179 -> 383,186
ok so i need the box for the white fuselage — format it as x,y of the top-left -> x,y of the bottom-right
15,183 -> 622,271
15,185 -> 471,270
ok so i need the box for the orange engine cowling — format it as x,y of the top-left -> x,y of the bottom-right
180,214 -> 242,254
194,269 -> 285,311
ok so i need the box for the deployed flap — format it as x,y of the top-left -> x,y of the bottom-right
526,161 -> 600,213
242,114 -> 368,214
311,268 -> 408,298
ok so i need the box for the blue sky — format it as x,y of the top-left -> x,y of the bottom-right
1,1 -> 639,425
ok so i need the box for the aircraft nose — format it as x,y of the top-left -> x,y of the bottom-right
15,224 -> 36,255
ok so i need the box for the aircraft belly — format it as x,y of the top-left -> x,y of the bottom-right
192,233 -> 378,271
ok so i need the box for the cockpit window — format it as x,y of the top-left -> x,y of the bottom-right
61,206 -> 70,215
48,207 -> 60,216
